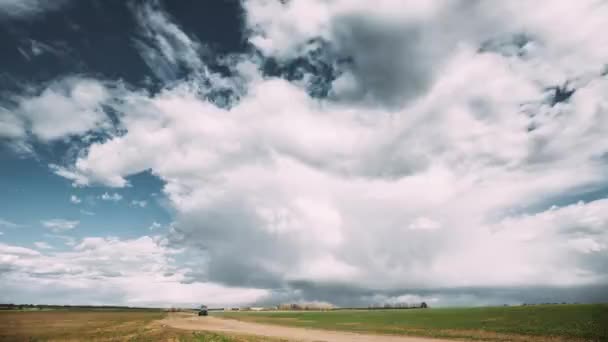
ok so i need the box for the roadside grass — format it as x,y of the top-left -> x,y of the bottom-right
0,311 -> 282,342
216,304 -> 608,341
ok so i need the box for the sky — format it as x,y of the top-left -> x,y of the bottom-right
1,0 -> 608,308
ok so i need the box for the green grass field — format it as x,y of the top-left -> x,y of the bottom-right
217,304 -> 608,341
0,310 -> 283,342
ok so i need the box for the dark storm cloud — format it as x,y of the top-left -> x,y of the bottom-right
328,15 -> 436,108
257,282 -> 608,307
170,197 -> 296,289
314,1 -> 512,109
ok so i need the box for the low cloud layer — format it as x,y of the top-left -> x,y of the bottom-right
0,237 -> 266,307
1,0 -> 608,307
41,219 -> 79,233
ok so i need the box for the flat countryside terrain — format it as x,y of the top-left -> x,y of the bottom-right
0,310 -> 285,342
1,304 -> 607,341
216,304 -> 608,341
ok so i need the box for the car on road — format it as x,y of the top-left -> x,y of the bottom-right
198,305 -> 208,316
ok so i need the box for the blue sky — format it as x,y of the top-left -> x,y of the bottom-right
0,151 -> 170,248
1,0 -> 608,308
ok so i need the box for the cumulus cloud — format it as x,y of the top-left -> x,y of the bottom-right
12,77 -> 111,142
41,219 -> 79,233
69,195 -> 81,204
244,0 -> 503,108
12,0 -> 608,306
244,0 -> 608,108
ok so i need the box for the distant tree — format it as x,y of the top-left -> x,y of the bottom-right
421,302 -> 428,309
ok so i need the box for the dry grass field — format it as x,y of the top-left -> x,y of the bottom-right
0,310 -> 284,342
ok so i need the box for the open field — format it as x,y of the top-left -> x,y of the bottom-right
2,305 -> 607,342
0,310 -> 285,342
216,304 -> 608,341
162,313 -> 453,342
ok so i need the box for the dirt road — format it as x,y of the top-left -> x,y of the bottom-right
161,313 -> 455,342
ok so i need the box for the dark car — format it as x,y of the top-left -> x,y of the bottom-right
198,305 -> 208,316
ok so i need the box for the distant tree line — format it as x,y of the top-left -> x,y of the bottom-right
277,303 -> 335,311
521,302 -> 575,306
0,304 -> 162,311
272,302 -> 429,311
364,302 -> 428,310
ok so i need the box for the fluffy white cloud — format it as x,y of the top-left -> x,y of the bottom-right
244,0 -> 608,107
149,221 -> 162,230
13,77 -> 111,142
100,192 -> 122,202
429,200 -> 608,288
35,0 -> 608,304
0,237 -> 267,307
131,200 -> 147,208
41,219 -> 79,233
0,109 -> 25,139
0,243 -> 41,257
69,195 -> 81,204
